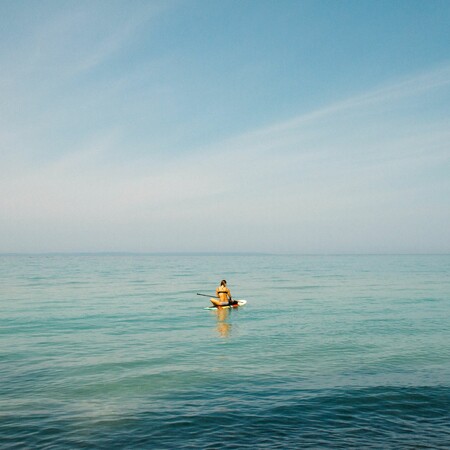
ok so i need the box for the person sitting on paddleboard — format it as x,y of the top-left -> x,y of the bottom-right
210,280 -> 237,307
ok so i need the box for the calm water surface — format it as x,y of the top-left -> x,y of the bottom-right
1,254 -> 449,449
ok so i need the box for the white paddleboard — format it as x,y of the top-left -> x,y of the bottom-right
203,299 -> 247,310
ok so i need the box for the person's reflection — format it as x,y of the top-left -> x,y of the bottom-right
215,308 -> 231,338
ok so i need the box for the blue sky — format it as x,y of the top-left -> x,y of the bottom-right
1,0 -> 449,253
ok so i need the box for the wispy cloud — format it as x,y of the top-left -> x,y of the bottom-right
222,62 -> 450,156
4,2 -> 169,79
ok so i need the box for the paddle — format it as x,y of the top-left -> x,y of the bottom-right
196,293 -> 219,298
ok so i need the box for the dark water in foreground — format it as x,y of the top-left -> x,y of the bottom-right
1,254 -> 449,448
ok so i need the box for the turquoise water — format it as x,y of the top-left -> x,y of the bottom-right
1,254 -> 449,449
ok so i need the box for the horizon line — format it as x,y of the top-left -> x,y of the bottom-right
1,252 -> 449,257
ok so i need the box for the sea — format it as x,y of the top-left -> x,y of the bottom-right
1,254 -> 449,449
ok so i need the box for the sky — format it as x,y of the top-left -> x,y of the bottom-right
1,0 -> 449,254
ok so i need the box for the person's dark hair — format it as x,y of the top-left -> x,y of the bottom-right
221,280 -> 227,286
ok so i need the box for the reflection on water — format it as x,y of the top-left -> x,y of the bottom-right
214,308 -> 232,338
